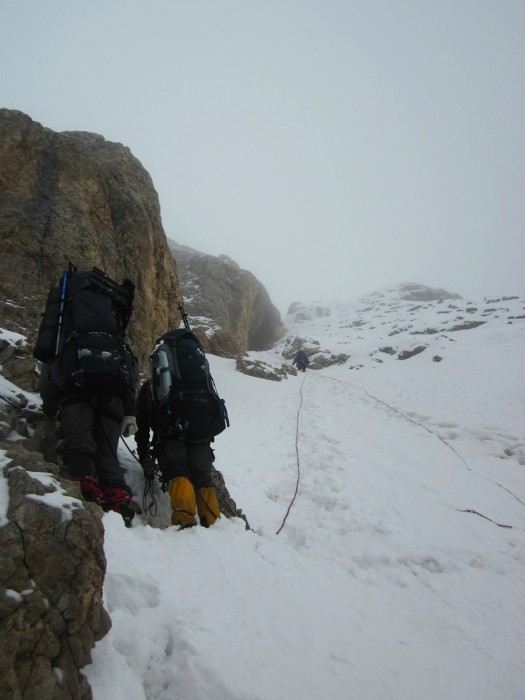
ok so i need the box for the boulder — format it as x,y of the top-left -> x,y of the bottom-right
170,242 -> 283,355
0,445 -> 109,700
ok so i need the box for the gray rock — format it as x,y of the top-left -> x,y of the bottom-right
170,242 -> 283,355
0,108 -> 182,387
0,445 -> 109,700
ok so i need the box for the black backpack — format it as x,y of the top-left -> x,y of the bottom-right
149,329 -> 229,439
34,266 -> 138,392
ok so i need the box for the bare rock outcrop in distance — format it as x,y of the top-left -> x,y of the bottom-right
0,108 -> 182,390
170,241 -> 283,356
397,283 -> 462,302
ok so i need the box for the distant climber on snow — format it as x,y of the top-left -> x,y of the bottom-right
292,349 -> 310,372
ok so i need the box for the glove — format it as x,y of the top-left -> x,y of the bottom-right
141,455 -> 156,481
120,416 -> 138,437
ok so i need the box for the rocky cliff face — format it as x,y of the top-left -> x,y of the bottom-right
0,437 -> 110,700
0,108 -> 182,698
170,242 -> 283,356
0,109 -> 182,389
0,110 -> 254,698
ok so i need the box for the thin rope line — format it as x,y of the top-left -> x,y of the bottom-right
316,373 -> 525,520
456,509 -> 512,529
358,386 -> 525,508
319,374 -> 525,508
276,373 -> 307,534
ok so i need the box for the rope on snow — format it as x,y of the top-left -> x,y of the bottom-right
456,509 -> 512,529
316,374 -> 524,526
276,372 -> 307,535
358,385 -> 525,509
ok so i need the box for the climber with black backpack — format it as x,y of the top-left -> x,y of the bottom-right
135,310 -> 229,529
34,264 -> 139,526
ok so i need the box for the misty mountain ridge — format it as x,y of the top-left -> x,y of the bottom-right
168,242 -> 524,381
167,236 -> 523,373
232,280 -> 524,379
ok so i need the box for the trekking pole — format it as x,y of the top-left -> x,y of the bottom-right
54,270 -> 68,355
178,304 -> 191,331
0,394 -> 22,410
54,262 -> 76,355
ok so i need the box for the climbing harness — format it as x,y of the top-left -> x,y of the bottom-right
276,373 -> 307,535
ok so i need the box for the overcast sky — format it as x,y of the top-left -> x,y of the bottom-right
1,1 -> 524,313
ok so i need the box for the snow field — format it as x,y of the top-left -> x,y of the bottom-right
86,332 -> 525,699
3,290 -> 521,699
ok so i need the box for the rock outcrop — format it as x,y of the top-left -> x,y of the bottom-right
170,242 -> 283,356
0,109 -> 182,390
397,283 -> 462,302
0,109 -> 250,698
0,439 -> 110,700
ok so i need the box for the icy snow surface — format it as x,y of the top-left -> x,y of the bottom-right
10,285 -> 525,700
82,287 -> 525,700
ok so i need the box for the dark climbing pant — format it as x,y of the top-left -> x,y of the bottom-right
61,392 -> 127,489
156,438 -> 214,489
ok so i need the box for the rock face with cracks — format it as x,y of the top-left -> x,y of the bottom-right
170,242 -> 283,356
0,446 -> 110,700
0,108 -> 182,391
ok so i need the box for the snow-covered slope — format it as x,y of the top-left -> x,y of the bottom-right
84,285 -> 525,700
2,285 -> 524,699
278,282 -> 524,370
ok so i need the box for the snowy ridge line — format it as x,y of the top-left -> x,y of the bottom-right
276,373 -> 307,535
315,372 -> 525,515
